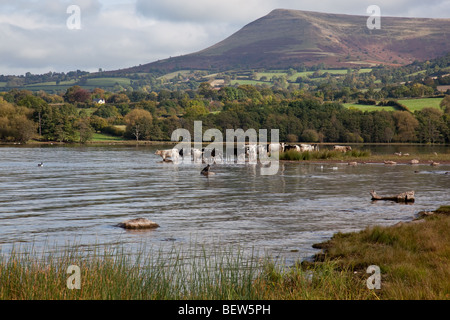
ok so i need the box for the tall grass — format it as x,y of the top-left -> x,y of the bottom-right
0,241 -> 376,300
312,213 -> 450,300
1,210 -> 448,300
280,149 -> 371,161
0,243 -> 267,300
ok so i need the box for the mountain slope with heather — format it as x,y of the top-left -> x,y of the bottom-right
116,9 -> 450,74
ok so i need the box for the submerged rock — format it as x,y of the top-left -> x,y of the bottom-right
370,190 -> 415,203
116,218 -> 159,230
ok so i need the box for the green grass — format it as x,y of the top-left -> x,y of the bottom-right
344,103 -> 396,112
256,68 -> 373,82
280,149 -> 371,161
85,78 -> 131,87
311,210 -> 450,299
91,133 -> 126,142
0,242 -> 375,300
158,70 -> 193,80
1,206 -> 448,300
230,79 -> 267,86
397,98 -> 443,112
25,79 -> 77,87
344,97 -> 444,113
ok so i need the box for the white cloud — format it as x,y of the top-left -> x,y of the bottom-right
0,0 -> 449,75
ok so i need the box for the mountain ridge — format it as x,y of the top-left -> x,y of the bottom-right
112,9 -> 450,74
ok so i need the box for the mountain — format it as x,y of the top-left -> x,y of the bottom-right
115,9 -> 450,74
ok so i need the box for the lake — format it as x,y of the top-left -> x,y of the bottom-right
0,144 -> 449,264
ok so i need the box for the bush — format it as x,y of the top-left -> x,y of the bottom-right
358,98 -> 377,105
102,125 -> 125,137
378,100 -> 411,112
301,129 -> 319,142
286,134 -> 298,143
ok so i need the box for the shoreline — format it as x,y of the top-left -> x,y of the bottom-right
280,159 -> 450,165
304,205 -> 450,299
2,141 -> 450,164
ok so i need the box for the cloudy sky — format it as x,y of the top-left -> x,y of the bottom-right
1,0 -> 449,75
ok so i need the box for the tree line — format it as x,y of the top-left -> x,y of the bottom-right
1,86 -> 449,144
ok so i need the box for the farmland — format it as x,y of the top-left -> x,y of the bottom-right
344,97 -> 444,112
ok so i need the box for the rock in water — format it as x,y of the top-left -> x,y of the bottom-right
370,190 -> 415,203
117,218 -> 159,230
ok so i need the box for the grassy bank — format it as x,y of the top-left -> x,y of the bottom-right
1,207 -> 448,300
279,148 -> 450,163
309,206 -> 450,300
280,149 -> 372,161
0,243 -> 376,300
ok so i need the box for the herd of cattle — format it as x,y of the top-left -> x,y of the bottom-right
155,143 -> 352,164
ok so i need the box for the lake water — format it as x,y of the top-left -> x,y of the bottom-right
0,145 -> 449,264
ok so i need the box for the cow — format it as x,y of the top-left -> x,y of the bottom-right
192,148 -> 203,163
246,144 -> 258,164
155,149 -> 179,162
299,144 -> 317,152
203,147 -> 224,164
258,144 -> 268,159
333,145 -> 352,152
284,144 -> 301,152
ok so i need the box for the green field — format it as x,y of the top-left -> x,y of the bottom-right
256,68 -> 372,82
230,79 -> 266,86
345,97 -> 444,112
2,77 -> 134,93
344,104 -> 396,112
398,98 -> 443,112
86,77 -> 131,87
158,70 -> 193,80
91,133 -> 126,142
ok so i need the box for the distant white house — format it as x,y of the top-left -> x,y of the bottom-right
93,98 -> 106,104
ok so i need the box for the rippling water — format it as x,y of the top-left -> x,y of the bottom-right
0,145 -> 449,264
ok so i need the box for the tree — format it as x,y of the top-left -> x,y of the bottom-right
107,93 -> 130,104
93,105 -> 120,121
440,95 -> 450,114
184,102 -> 209,119
198,82 -> 216,100
301,129 -> 319,142
392,111 -> 419,142
76,119 -> 94,143
64,86 -> 91,103
89,116 -> 108,132
124,109 -> 153,142
415,108 -> 445,143
10,115 -> 37,143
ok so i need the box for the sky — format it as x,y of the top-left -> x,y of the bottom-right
0,0 -> 449,75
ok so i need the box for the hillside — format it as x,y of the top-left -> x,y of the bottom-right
115,9 -> 450,74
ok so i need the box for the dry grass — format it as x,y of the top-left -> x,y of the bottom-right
1,207 -> 449,300
310,207 -> 450,300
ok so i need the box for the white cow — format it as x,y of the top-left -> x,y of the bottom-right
268,143 -> 285,155
299,144 -> 315,152
333,145 -> 352,152
191,148 -> 203,163
155,149 -> 179,162
247,145 -> 258,164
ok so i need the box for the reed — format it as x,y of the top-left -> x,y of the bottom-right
279,149 -> 371,161
1,211 -> 448,300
